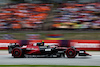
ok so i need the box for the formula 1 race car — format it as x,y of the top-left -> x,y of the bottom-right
8,41 -> 91,58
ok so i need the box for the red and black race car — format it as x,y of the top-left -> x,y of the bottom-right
8,41 -> 91,58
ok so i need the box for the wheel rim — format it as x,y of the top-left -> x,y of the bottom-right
66,48 -> 76,58
68,50 -> 73,56
12,48 -> 22,57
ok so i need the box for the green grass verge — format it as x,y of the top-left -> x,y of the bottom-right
0,32 -> 100,40
0,65 -> 99,67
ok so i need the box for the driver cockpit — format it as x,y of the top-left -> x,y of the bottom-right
37,41 -> 44,46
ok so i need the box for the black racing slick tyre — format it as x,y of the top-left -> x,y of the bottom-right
12,47 -> 24,58
65,48 -> 76,58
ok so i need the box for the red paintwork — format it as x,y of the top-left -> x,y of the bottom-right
21,45 -> 41,54
18,43 -> 91,56
84,52 -> 91,56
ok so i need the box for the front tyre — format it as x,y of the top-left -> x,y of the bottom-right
65,48 -> 76,58
12,47 -> 24,58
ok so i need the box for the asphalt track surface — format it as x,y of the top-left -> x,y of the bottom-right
0,51 -> 100,66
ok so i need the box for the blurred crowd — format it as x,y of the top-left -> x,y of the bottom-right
0,3 -> 52,30
0,2 -> 100,30
52,3 -> 100,29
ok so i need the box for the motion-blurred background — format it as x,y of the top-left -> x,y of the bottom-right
0,0 -> 100,30
0,0 -> 100,40
0,0 -> 100,51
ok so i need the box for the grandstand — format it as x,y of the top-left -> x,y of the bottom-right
0,0 -> 100,40
52,3 -> 100,30
0,0 -> 100,31
0,3 -> 52,30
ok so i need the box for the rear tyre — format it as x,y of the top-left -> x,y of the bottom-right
12,47 -> 24,58
65,48 -> 76,58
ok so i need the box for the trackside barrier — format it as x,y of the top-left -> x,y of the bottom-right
0,40 -> 60,50
0,40 -> 100,51
70,40 -> 100,51
0,40 -> 19,49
